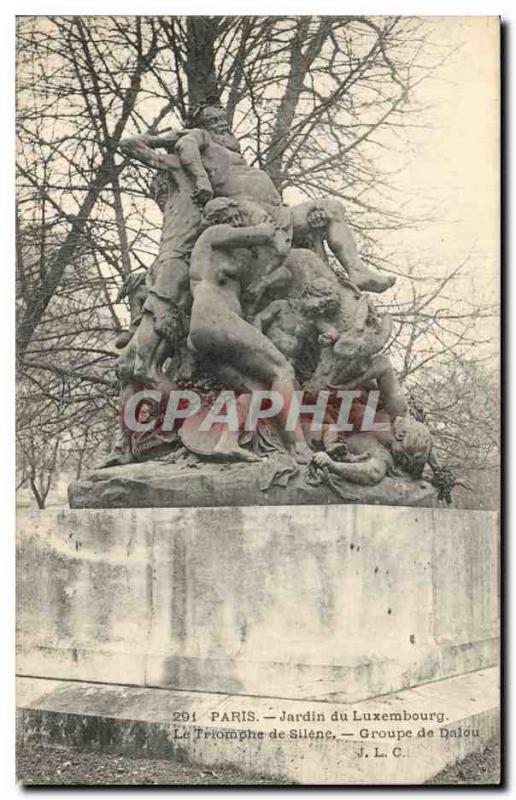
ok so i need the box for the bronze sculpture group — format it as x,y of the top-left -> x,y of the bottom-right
105,103 -> 434,498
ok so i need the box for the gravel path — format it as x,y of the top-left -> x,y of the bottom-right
16,743 -> 292,785
426,737 -> 500,785
17,739 -> 500,786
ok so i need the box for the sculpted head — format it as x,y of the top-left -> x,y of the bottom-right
201,197 -> 242,229
188,103 -> 240,152
189,104 -> 229,134
301,279 -> 340,317
390,416 -> 432,479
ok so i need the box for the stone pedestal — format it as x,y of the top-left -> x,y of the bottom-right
16,503 -> 500,782
17,504 -> 498,700
68,460 -> 437,509
17,669 -> 499,784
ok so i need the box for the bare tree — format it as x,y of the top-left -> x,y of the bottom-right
17,432 -> 61,509
15,16 -> 499,502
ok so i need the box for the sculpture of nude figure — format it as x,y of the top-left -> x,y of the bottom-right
107,123 -> 291,467
253,279 -> 341,382
113,270 -> 148,350
136,104 -> 395,294
188,197 -> 313,464
116,134 -> 203,384
102,143 -> 201,467
311,415 -> 432,487
102,271 -> 149,468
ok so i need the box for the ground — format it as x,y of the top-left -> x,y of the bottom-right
16,739 -> 500,786
16,743 -> 292,785
427,737 -> 501,785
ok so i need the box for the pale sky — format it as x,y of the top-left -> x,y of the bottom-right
383,17 -> 500,312
19,16 -> 499,344
280,16 -> 500,343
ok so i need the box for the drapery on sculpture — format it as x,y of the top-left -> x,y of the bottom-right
103,102 -> 437,501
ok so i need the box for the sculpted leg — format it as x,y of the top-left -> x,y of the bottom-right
291,199 -> 396,293
312,436 -> 389,486
363,355 -> 409,419
189,302 -> 312,463
101,382 -> 138,468
132,312 -> 165,383
213,393 -> 262,462
131,257 -> 191,382
271,366 -> 313,465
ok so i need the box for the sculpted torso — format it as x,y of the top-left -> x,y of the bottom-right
177,129 -> 282,209
206,144 -> 281,208
189,226 -> 250,316
259,300 -> 314,361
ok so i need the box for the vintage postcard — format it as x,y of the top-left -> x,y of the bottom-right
15,14 -> 500,785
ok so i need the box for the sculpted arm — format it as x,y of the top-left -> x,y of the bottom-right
253,301 -> 283,333
312,449 -> 388,486
175,129 -> 214,204
119,133 -> 181,170
245,265 -> 292,316
259,264 -> 292,294
211,222 -> 275,250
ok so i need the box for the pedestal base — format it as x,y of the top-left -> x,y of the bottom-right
17,669 -> 499,784
17,504 -> 499,702
68,460 -> 437,509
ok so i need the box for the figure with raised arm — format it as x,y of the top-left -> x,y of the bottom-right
169,103 -> 395,294
116,132 -> 203,383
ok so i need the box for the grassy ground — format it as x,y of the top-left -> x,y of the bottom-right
16,738 -> 500,786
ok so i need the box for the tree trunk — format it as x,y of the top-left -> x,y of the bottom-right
29,476 -> 45,510
185,17 -> 220,109
264,18 -> 332,190
16,25 -> 159,359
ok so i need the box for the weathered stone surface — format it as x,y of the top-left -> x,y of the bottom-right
17,505 -> 499,702
17,669 -> 499,784
68,460 -> 437,509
